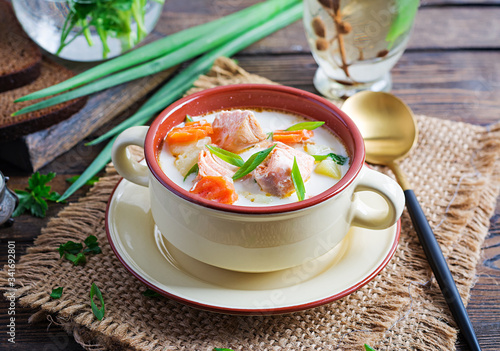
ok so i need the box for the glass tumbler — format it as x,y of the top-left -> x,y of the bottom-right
12,0 -> 164,62
303,0 -> 418,98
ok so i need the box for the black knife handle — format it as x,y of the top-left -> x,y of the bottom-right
405,189 -> 481,351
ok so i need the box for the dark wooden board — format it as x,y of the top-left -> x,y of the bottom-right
233,51 -> 500,124
154,3 -> 500,54
0,67 -> 175,172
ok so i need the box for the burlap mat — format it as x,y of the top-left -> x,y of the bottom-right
2,57 -> 500,350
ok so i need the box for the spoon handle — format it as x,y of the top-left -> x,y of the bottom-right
405,189 -> 482,351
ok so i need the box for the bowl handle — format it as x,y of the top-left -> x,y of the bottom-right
350,166 -> 405,229
111,126 -> 149,187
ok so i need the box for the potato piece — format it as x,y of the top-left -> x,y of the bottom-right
173,137 -> 210,176
315,158 -> 342,179
305,143 -> 333,155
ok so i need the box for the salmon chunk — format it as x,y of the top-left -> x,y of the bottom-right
253,142 -> 315,197
212,110 -> 267,153
196,149 -> 238,181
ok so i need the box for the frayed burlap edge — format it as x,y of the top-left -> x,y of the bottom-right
1,57 -> 499,351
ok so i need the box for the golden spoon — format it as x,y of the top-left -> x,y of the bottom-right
342,91 -> 481,351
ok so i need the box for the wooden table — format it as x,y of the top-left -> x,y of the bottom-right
1,0 -> 499,350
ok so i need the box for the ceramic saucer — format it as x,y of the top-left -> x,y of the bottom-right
106,179 -> 400,315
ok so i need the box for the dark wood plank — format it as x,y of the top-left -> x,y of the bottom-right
423,0 -> 500,4
233,51 -> 500,124
155,3 -> 500,54
0,240 -> 86,350
409,7 -> 500,49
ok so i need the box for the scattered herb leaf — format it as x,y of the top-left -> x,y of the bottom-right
184,163 -> 199,181
232,144 -> 276,180
66,175 -> 100,186
13,172 -> 61,218
291,157 -> 305,201
213,348 -> 235,351
90,283 -> 105,320
206,145 -> 245,167
50,287 -> 64,299
58,241 -> 84,258
185,114 -> 194,122
142,288 -> 161,297
312,153 -> 348,165
65,252 -> 87,266
364,344 -> 377,351
83,235 -> 102,254
285,121 -> 325,131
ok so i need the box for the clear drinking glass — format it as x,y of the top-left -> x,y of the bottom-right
12,0 -> 164,62
303,0 -> 418,98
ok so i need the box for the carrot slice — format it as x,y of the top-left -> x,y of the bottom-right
167,120 -> 213,144
273,129 -> 314,144
189,176 -> 238,204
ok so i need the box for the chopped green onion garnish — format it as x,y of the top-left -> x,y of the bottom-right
50,287 -> 63,299
66,175 -> 99,186
312,153 -> 348,165
65,252 -> 86,266
184,163 -> 199,181
291,157 -> 305,201
364,345 -> 377,351
232,145 -> 276,180
285,121 -> 325,131
206,145 -> 244,167
185,114 -> 194,122
90,283 -> 105,321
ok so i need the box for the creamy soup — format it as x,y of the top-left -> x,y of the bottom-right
158,109 -> 350,207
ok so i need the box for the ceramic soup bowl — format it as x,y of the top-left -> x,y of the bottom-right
111,84 -> 405,273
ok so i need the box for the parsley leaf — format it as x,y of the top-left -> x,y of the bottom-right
83,235 -> 102,254
58,235 -> 101,264
312,153 -> 348,165
58,241 -> 83,258
13,172 -> 60,218
50,287 -> 64,299
90,283 -> 105,321
364,344 -> 377,351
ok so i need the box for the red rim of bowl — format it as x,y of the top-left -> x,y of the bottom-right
105,178 -> 401,315
144,84 -> 366,215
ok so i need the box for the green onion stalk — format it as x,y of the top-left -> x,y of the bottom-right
58,2 -> 303,201
16,0 -> 288,103
13,0 -> 299,116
